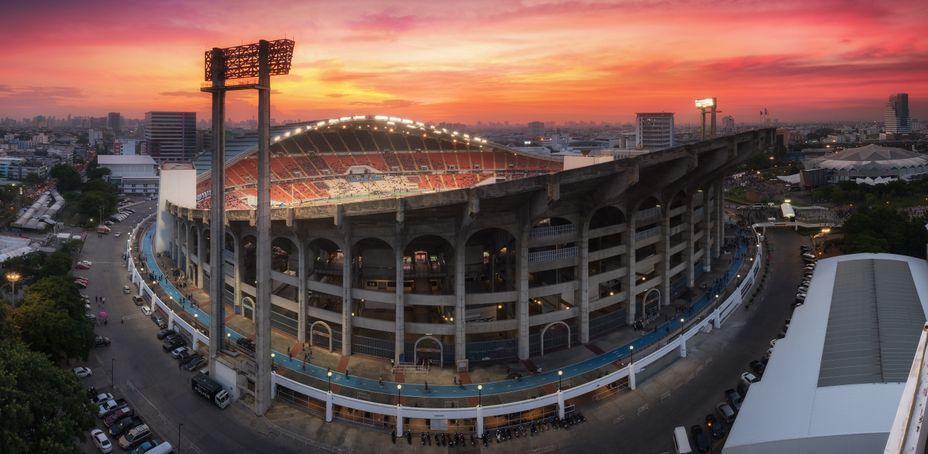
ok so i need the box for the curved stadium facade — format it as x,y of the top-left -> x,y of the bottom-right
162,115 -> 774,365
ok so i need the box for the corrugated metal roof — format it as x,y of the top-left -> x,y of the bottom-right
818,259 -> 925,387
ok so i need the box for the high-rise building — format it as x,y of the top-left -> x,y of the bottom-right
527,121 -> 545,138
884,93 -> 910,134
107,112 -> 122,137
635,113 -> 674,150
144,112 -> 197,163
722,115 -> 735,132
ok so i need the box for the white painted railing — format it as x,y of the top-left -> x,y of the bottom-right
530,223 -> 576,239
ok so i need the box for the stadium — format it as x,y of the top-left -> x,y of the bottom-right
156,115 -> 774,368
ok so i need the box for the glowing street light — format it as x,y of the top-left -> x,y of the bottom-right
327,370 -> 333,392
629,345 -> 635,363
477,384 -> 483,406
396,384 -> 402,404
557,370 -> 564,390
6,271 -> 21,305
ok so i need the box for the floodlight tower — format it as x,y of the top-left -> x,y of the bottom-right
695,97 -> 718,140
202,39 -> 294,416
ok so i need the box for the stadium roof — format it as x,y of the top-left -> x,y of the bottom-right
811,144 -> 928,171
724,253 -> 928,454
98,155 -> 157,166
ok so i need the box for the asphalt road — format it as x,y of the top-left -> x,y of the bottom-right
76,200 -> 303,454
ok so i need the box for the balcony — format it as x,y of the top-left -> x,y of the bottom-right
528,246 -> 578,264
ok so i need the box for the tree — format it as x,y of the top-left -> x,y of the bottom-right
0,340 -> 94,453
49,164 -> 82,193
13,277 -> 94,362
40,251 -> 72,278
841,207 -> 928,258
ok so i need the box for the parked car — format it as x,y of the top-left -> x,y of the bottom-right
73,366 -> 93,378
97,399 -> 128,418
103,406 -> 134,427
690,424 -> 710,453
749,360 -> 766,376
109,416 -> 144,437
153,316 -> 168,329
716,402 -> 736,423
91,392 -> 115,404
91,429 -> 113,454
705,414 -> 725,439
132,296 -> 145,306
725,389 -> 743,412
95,336 -> 111,347
75,279 -> 88,288
737,382 -> 750,399
140,306 -> 153,316
157,329 -> 176,340
130,440 -> 159,454
769,338 -> 778,348
183,355 -> 207,371
118,424 -> 152,449
180,352 -> 202,365
163,336 -> 186,352
171,346 -> 190,360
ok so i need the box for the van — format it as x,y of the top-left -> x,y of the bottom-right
673,426 -> 693,454
144,441 -> 174,454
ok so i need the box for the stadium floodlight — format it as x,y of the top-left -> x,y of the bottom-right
203,39 -> 294,82
695,97 -> 716,108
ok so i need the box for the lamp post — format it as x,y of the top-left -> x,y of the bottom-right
111,358 -> 115,387
477,384 -> 483,406
396,384 -> 402,405
629,345 -> 635,363
5,271 -> 21,305
177,423 -> 183,454
557,370 -> 563,390
327,370 -> 333,392
679,317 -> 685,341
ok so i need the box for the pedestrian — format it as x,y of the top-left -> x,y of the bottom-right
379,376 -> 383,385
424,381 -> 429,391
104,319 -> 108,325
345,369 -> 350,379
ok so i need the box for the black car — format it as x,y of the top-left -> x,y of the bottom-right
94,336 -> 111,347
156,329 -> 176,340
183,355 -> 207,371
153,316 -> 168,329
725,388 -> 743,412
180,352 -> 201,365
737,382 -> 750,399
749,360 -> 765,376
109,416 -> 143,437
690,425 -> 710,453
162,335 -> 186,352
704,414 -> 725,439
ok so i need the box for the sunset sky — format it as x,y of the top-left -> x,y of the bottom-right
1,0 -> 926,124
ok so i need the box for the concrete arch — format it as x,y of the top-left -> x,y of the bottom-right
242,296 -> 255,321
404,234 -> 454,295
271,236 -> 299,274
224,231 -> 236,253
667,189 -> 688,210
309,320 -> 334,352
414,335 -> 444,368
465,227 -> 517,293
588,205 -> 626,230
642,288 -> 662,315
540,321 -> 571,357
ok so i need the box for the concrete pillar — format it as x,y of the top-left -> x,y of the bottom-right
517,226 -> 530,360
713,312 -> 721,329
454,235 -> 466,364
325,392 -> 333,422
196,224 -> 205,288
475,406 -> 484,437
341,235 -> 353,356
702,190 -> 711,273
396,405 -> 404,434
184,223 -> 192,278
556,391 -> 565,419
679,336 -> 687,358
578,221 -> 590,344
684,194 -> 696,288
233,233 -> 242,314
297,238 -> 307,344
625,209 -> 638,324
253,40 -> 273,416
715,183 -> 724,258
628,363 -> 637,390
659,207 -> 670,305
394,235 -> 405,364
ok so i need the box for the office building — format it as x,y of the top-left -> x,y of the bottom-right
144,112 -> 197,163
113,138 -> 140,156
885,93 -> 911,134
635,112 -> 675,150
107,112 -> 122,137
527,121 -> 545,138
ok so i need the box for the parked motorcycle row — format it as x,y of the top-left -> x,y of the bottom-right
389,412 -> 587,447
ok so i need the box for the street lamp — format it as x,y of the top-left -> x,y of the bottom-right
679,318 -> 686,341
629,345 -> 635,363
557,370 -> 564,390
327,370 -> 333,392
477,384 -> 483,406
396,384 -> 402,404
5,271 -> 21,305
111,358 -> 115,387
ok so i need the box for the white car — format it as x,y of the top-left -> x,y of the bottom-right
73,366 -> 93,378
769,338 -> 778,348
741,372 -> 760,385
91,429 -> 113,453
171,346 -> 190,359
140,306 -> 153,316
91,392 -> 115,404
114,232 -> 121,238
97,399 -> 120,417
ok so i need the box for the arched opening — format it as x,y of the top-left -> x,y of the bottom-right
634,197 -> 662,284
414,335 -> 444,368
242,296 -> 255,321
224,232 -> 235,253
588,206 -> 625,278
403,235 -> 454,295
309,320 -> 334,352
465,228 -> 516,294
202,229 -> 211,265
306,238 -> 344,314
269,237 -> 300,336
271,237 -> 299,274
240,235 -> 257,285
540,321 -> 571,357
639,288 -> 661,323
528,217 -> 576,290
351,237 -> 396,359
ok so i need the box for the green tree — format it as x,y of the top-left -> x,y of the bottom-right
40,251 -> 72,278
13,277 -> 94,362
0,340 -> 94,453
49,164 -> 82,193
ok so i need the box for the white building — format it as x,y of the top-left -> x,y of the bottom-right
97,155 -> 159,194
635,112 -> 674,150
724,253 -> 928,454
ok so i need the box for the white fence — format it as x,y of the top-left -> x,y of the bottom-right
126,216 -> 763,436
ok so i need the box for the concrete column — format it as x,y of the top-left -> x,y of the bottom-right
475,406 -> 484,437
396,405 -> 404,434
297,239 -> 307,344
659,208 -> 670,305
625,209 -> 638,324
454,235 -> 466,364
517,226 -> 530,360
556,391 -> 565,419
715,183 -> 724,258
253,40 -> 273,416
184,223 -> 192,278
578,221 -> 590,344
196,224 -> 205,288
325,392 -> 333,422
680,337 -> 688,358
394,236 -> 405,364
702,190 -> 711,273
628,363 -> 637,390
341,235 -> 353,356
233,233 -> 242,313
684,194 -> 696,288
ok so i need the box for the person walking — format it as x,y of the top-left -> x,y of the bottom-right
345,369 -> 350,380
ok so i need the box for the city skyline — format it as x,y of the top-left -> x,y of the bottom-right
1,0 -> 926,123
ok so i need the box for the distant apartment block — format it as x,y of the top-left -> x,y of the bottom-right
636,112 -> 675,150
144,111 -> 197,163
885,93 -> 911,134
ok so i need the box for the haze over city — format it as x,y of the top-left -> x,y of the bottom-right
2,0 -> 927,123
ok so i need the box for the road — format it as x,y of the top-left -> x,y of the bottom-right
77,200 -> 305,454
